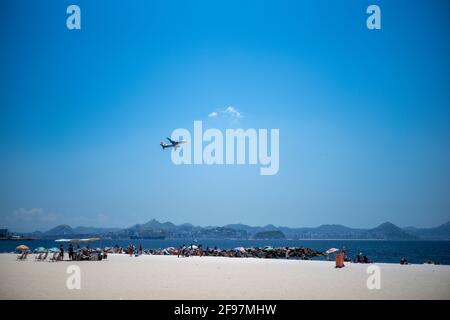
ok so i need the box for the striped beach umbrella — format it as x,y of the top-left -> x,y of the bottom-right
16,245 -> 29,252
325,248 -> 340,255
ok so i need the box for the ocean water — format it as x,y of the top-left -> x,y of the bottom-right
1,239 -> 449,265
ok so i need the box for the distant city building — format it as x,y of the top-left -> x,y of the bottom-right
0,229 -> 9,238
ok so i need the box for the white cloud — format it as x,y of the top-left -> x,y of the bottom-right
224,106 -> 242,119
207,106 -> 243,120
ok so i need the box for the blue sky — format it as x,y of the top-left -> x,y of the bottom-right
1,0 -> 449,232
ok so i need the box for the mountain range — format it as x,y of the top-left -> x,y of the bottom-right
19,220 -> 450,241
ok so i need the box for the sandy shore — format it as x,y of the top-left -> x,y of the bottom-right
0,253 -> 449,299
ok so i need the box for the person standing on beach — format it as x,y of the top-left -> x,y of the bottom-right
139,244 -> 143,255
68,244 -> 74,260
356,252 -> 363,263
59,244 -> 64,261
129,244 -> 134,257
342,246 -> 347,261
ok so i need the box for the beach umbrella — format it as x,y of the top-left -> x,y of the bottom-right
190,245 -> 198,249
325,248 -> 339,255
34,247 -> 46,253
263,246 -> 274,251
16,245 -> 29,252
48,247 -> 59,253
234,247 -> 246,253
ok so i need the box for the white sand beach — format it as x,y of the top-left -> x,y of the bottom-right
0,253 -> 449,300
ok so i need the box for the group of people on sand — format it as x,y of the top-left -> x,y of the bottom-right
355,252 -> 371,264
400,258 -> 439,265
57,244 -> 107,261
59,244 -> 76,260
177,244 -> 204,257
124,244 -> 145,256
114,244 -> 324,259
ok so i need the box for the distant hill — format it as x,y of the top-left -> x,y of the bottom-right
128,219 -> 177,233
226,223 -> 367,239
20,219 -> 450,241
364,222 -> 418,240
253,230 -> 286,239
139,219 -> 177,231
44,224 -> 74,236
404,222 -> 450,240
224,223 -> 278,234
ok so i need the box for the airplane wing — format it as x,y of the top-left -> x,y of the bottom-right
167,137 -> 176,144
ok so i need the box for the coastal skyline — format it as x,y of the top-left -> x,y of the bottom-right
2,218 -> 448,242
3,216 -> 450,238
1,0 -> 450,232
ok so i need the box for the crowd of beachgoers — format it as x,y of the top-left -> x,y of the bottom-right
12,241 -> 380,262
16,244 -> 107,261
16,243 -> 329,261
16,242 -> 442,265
115,244 -> 325,260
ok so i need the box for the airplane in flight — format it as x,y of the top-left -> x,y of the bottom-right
160,137 -> 187,150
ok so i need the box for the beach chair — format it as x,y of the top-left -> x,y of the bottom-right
36,252 -> 48,261
49,252 -> 59,262
40,251 -> 49,261
17,252 -> 26,260
35,253 -> 43,261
